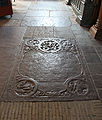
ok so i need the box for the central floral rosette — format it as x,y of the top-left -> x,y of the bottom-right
38,40 -> 61,52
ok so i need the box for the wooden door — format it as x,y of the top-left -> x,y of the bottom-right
90,0 -> 102,40
0,0 -> 13,17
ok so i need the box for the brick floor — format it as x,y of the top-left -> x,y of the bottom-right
0,100 -> 102,120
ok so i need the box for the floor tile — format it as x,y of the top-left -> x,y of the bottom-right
95,46 -> 102,53
98,53 -> 102,61
88,63 -> 102,74
79,45 -> 96,53
50,10 -> 73,17
26,10 -> 49,17
0,27 -> 26,46
21,16 -> 71,27
29,1 -> 68,10
92,75 -> 102,89
98,90 -> 102,100
84,53 -> 101,63
11,13 -> 26,20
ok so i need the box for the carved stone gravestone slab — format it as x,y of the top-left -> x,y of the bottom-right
1,38 -> 98,101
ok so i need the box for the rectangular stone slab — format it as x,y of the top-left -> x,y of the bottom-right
0,37 -> 98,101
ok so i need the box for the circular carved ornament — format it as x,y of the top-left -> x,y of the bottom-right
38,39 -> 61,53
15,78 -> 38,97
25,39 -> 39,47
67,79 -> 88,95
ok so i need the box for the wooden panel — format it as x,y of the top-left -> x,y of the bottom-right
0,0 -> 13,17
69,0 -> 95,27
90,0 -> 102,40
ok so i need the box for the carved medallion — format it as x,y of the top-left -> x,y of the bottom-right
15,77 -> 38,97
38,40 -> 61,52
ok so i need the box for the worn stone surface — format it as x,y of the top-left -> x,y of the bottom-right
88,64 -> 102,75
0,0 -> 102,101
21,16 -> 71,27
84,53 -> 101,63
0,0 -> 102,119
0,27 -> 26,97
1,37 -> 98,101
92,75 -> 102,89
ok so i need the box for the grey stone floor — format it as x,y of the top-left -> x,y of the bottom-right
0,0 -> 102,100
